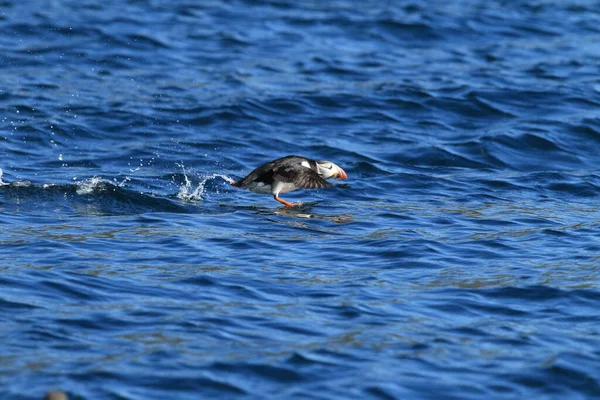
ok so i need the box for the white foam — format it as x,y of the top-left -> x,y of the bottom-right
0,169 -> 6,186
10,180 -> 31,187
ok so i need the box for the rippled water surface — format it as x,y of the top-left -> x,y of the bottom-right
2,1 -> 600,399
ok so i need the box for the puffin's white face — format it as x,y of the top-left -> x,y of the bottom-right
316,160 -> 348,180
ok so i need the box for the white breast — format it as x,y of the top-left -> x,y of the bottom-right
272,181 -> 298,195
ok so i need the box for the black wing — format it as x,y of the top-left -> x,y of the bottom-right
236,156 -> 322,188
273,164 -> 331,189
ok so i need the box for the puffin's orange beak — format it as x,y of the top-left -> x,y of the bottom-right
335,168 -> 347,180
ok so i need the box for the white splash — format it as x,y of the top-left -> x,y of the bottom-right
75,176 -> 111,195
0,169 -> 31,187
176,164 -> 234,202
117,167 -> 140,187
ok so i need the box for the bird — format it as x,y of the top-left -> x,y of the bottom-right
231,155 -> 348,207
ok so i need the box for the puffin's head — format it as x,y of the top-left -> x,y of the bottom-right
316,160 -> 348,180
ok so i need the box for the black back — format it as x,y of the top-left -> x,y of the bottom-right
235,155 -> 331,189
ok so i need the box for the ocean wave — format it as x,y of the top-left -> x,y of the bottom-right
0,173 -> 233,216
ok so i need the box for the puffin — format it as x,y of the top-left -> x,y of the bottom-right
231,155 -> 348,207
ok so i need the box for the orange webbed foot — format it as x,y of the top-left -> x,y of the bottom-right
274,196 -> 295,207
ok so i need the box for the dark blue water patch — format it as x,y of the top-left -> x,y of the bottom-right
566,122 -> 600,144
486,132 -> 583,171
503,354 -> 600,398
136,374 -> 248,397
483,286 -> 600,304
0,296 -> 38,312
515,171 -> 600,199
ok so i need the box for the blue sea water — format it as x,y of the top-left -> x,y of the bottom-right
1,0 -> 600,398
